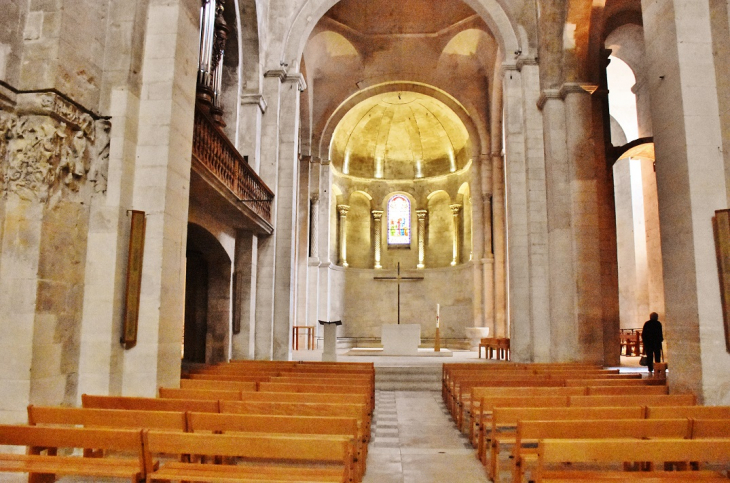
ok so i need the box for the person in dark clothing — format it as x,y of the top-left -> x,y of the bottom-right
642,312 -> 663,374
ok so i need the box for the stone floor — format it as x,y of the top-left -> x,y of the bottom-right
363,390 -> 490,483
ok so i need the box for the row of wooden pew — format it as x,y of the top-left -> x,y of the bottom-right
442,362 -> 730,482
0,360 -> 374,483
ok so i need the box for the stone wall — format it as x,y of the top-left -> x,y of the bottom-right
341,263 -> 473,340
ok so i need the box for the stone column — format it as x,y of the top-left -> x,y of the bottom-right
271,73 -> 306,360
642,0 -> 729,402
372,210 -> 383,269
450,204 -> 461,266
503,61 -> 550,360
295,156 -> 311,326
317,162 -> 333,324
239,94 -> 266,170
307,190 -> 321,327
482,194 -> 495,330
338,204 -> 350,268
123,0 -> 198,392
416,210 -> 427,269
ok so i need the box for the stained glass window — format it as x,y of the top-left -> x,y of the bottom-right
387,195 -> 411,246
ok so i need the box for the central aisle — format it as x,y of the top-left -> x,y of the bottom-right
363,390 -> 490,483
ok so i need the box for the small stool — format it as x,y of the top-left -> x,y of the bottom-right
654,362 -> 668,378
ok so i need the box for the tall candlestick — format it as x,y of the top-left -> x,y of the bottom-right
436,303 -> 440,328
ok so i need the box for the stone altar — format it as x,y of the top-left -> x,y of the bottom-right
381,324 -> 421,355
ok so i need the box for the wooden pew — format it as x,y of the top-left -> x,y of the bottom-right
691,418 -> 730,438
468,395 -> 570,443
158,387 -> 249,400
647,406 -> 730,419
480,406 -> 645,473
82,394 -> 219,413
259,382 -> 374,414
534,438 -> 730,482
509,419 -> 692,483
220,400 -> 371,442
142,429 -> 353,483
0,424 -> 145,482
27,405 -> 187,432
180,378 -> 266,391
187,411 -> 364,482
568,394 -> 696,407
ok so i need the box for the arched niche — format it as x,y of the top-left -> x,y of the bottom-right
426,190 -> 454,268
345,191 -> 373,268
184,223 -> 232,365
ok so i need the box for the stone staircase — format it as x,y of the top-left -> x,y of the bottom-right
374,365 -> 442,391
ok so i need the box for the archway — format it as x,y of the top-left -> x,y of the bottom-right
184,224 -> 233,364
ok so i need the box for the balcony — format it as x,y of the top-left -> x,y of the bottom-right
191,105 -> 274,234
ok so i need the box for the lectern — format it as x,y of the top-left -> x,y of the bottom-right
318,320 -> 342,362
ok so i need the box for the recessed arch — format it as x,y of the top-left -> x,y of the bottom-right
280,0 -> 521,72
317,82 -> 483,164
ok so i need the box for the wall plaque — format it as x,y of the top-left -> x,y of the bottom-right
121,210 -> 146,349
712,209 -> 730,353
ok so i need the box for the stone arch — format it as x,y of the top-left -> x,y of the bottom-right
317,82 -> 483,165
184,223 -> 232,365
280,0 -> 520,72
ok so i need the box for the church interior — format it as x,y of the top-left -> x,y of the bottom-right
1,0 -> 730,480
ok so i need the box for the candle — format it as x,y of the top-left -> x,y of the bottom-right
436,304 -> 440,328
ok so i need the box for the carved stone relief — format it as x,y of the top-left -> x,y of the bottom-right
0,91 -> 110,204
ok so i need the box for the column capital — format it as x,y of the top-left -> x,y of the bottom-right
450,204 -> 462,215
536,88 -> 562,110
311,192 -> 320,203
240,93 -> 267,113
284,72 -> 307,92
337,204 -> 350,216
372,210 -> 383,220
416,209 -> 428,220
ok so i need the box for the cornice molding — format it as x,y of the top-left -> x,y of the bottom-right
240,93 -> 267,113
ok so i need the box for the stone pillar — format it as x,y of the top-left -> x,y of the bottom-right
642,0 -> 729,402
253,71 -> 284,360
416,210 -> 427,269
338,204 -> 350,268
307,189 -> 320,327
564,84 -> 604,364
492,152 -> 508,338
450,204 -> 461,266
317,162 -> 333,324
372,210 -> 384,269
271,73 -> 306,360
503,61 -> 550,360
239,94 -> 266,170
123,0 -> 198,393
295,156 -> 311,326
232,231 -> 257,360
482,194 -> 495,330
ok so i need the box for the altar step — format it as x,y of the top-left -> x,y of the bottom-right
374,365 -> 442,391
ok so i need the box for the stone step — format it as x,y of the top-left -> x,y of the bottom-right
374,365 -> 442,391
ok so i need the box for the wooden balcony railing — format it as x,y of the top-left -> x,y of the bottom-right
192,105 -> 274,224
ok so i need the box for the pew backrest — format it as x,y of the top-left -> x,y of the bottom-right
158,387 -> 249,400
569,394 -> 695,407
27,405 -> 187,431
81,394 -> 219,412
647,406 -> 730,419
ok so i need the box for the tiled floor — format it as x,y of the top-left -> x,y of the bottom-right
363,390 -> 490,483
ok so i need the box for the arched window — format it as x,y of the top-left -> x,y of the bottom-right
387,195 -> 411,246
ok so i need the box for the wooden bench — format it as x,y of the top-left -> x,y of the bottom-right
158,387 -> 251,400
180,378 -> 266,391
187,411 -> 364,482
568,394 -> 696,407
481,406 -> 646,473
27,405 -> 187,432
647,406 -> 730,419
534,438 -> 730,482
82,394 -> 219,412
0,424 -> 145,482
510,419 -> 692,483
691,418 -> 730,438
142,429 -> 353,482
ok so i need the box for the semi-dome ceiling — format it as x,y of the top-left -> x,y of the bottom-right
330,91 -> 471,180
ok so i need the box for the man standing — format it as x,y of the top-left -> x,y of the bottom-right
642,312 -> 664,374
